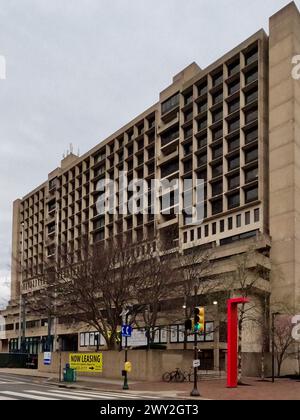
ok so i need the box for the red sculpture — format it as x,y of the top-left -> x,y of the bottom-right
227,297 -> 249,388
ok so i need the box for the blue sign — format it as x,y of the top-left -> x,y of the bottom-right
122,325 -> 132,338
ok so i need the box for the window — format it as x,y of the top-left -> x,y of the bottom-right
228,173 -> 240,190
220,230 -> 258,245
228,79 -> 240,96
212,144 -> 223,160
228,59 -> 240,77
245,147 -> 258,164
254,208 -> 260,223
197,227 -> 201,239
220,220 -> 225,233
127,145 -> 133,157
49,178 -> 57,191
228,117 -> 240,133
184,159 -> 193,173
227,155 -> 240,171
211,199 -> 223,215
211,180 -> 223,197
184,126 -> 193,140
161,160 -> 179,178
212,223 -> 217,235
93,217 -> 105,230
245,45 -> 258,66
190,230 -> 194,241
228,98 -> 240,114
245,211 -> 251,225
198,117 -> 207,131
162,93 -> 180,115
212,90 -> 223,105
245,125 -> 258,144
245,107 -> 258,124
161,126 -> 179,147
245,88 -> 258,105
197,152 -> 207,167
212,162 -> 223,178
212,125 -> 223,142
183,232 -> 188,243
212,108 -> 223,123
245,186 -> 258,203
198,81 -> 208,97
212,70 -> 223,87
228,217 -> 233,230
198,101 -> 207,114
48,200 -> 56,213
228,192 -> 240,209
197,168 -> 207,182
184,110 -> 193,123
197,134 -> 207,149
245,67 -> 258,85
183,142 -> 193,156
236,214 -> 242,228
227,135 -> 240,152
245,166 -> 258,183
205,225 -> 209,237
184,92 -> 193,105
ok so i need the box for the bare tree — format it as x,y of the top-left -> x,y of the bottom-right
274,315 -> 294,378
134,244 -> 175,348
36,238 -> 140,350
177,247 -> 219,349
229,248 -> 268,384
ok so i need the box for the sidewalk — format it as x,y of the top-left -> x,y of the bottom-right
1,369 -> 300,400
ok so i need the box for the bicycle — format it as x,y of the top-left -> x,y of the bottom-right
162,367 -> 185,383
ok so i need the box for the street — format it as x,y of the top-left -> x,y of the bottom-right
0,373 -> 166,400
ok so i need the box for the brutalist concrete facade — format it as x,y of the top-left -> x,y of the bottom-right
1,2 -> 300,376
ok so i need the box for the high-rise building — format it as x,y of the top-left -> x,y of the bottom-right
1,2 -> 300,375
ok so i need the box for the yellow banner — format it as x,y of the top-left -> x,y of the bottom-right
69,353 -> 103,373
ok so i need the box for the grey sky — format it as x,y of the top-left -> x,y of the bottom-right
0,0 -> 298,307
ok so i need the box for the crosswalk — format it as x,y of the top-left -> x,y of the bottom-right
0,387 -> 163,401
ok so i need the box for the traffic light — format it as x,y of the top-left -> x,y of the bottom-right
194,307 -> 205,333
185,319 -> 193,331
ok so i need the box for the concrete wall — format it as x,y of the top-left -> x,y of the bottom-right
37,350 -> 299,381
38,350 -> 198,382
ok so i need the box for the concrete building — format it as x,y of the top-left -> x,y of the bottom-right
1,2 -> 300,375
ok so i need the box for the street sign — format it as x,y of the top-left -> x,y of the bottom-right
69,353 -> 103,373
43,352 -> 52,366
122,325 -> 132,338
193,359 -> 200,368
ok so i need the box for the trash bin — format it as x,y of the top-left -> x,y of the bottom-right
63,364 -> 77,383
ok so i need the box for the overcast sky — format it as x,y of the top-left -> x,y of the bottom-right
0,0 -> 298,307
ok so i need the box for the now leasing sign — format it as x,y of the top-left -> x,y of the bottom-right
69,353 -> 103,373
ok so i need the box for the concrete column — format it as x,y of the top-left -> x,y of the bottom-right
269,2 -> 300,313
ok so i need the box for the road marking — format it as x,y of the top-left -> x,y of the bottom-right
26,390 -> 92,400
0,381 -> 26,385
1,391 -> 59,400
55,389 -> 160,400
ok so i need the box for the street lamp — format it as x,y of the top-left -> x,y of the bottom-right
272,312 -> 281,383
18,222 -> 26,353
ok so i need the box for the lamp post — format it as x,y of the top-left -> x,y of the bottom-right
272,312 -> 280,383
18,222 -> 26,353
190,285 -> 200,397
